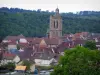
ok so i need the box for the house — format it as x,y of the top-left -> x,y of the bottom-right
73,32 -> 89,40
30,64 -> 35,72
0,49 -> 3,62
33,46 -> 58,66
18,48 -> 34,61
2,36 -> 18,43
16,62 -> 36,72
55,42 -> 68,53
34,52 -> 57,66
2,34 -> 61,51
30,37 -> 60,48
96,42 -> 100,50
18,45 -> 58,66
62,32 -> 88,43
2,34 -> 28,50
8,41 -> 17,50
73,39 -> 86,47
0,52 -> 20,65
2,34 -> 27,44
15,66 -> 26,72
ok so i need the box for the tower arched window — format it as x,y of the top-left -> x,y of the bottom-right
56,21 -> 58,28
54,20 -> 58,29
54,21 -> 55,28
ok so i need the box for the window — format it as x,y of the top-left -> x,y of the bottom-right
54,21 -> 55,28
56,21 -> 58,28
54,20 -> 58,28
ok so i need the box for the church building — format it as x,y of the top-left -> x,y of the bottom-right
48,8 -> 62,38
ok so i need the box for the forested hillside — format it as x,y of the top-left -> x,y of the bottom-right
0,7 -> 100,38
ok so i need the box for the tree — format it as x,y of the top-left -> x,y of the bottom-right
0,52 -> 3,62
0,62 -> 15,71
51,46 -> 100,75
22,60 -> 32,70
0,7 -> 100,38
5,62 -> 15,71
84,40 -> 97,50
16,44 -> 20,50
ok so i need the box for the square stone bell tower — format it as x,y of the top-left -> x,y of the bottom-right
49,8 -> 62,38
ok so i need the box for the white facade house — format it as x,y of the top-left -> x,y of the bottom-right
35,59 -> 50,66
2,40 -> 9,43
13,55 -> 20,63
0,55 -> 20,66
35,58 -> 57,66
30,64 -> 35,72
19,38 -> 27,43
8,45 -> 17,50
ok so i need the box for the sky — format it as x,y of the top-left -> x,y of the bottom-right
0,0 -> 100,13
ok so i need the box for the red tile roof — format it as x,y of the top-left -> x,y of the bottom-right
3,52 -> 16,60
8,41 -> 16,45
4,34 -> 25,41
27,37 -> 60,45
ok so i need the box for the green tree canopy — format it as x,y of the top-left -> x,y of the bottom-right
0,7 -> 100,38
51,46 -> 100,75
84,40 -> 97,50
22,60 -> 33,70
0,62 -> 15,71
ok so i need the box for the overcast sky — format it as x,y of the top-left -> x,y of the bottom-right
0,0 -> 100,12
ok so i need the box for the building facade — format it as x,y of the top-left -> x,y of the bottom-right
49,8 -> 62,38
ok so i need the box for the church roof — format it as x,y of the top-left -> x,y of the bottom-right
55,8 -> 59,11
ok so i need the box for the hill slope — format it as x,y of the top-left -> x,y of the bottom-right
0,7 -> 100,38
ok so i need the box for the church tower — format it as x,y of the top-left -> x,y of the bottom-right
49,8 -> 62,38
